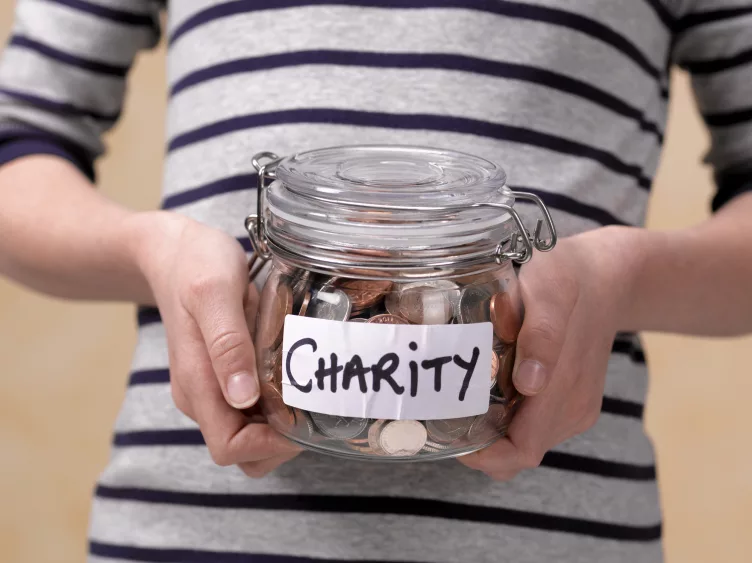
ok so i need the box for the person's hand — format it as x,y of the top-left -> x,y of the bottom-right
459,226 -> 638,480
129,211 -> 302,477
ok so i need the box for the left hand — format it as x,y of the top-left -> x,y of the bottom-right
459,226 -> 638,480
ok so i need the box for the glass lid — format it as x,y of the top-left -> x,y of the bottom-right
263,145 -> 518,279
274,145 -> 511,207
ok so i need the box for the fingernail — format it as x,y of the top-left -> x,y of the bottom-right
227,372 -> 259,408
513,360 -> 547,395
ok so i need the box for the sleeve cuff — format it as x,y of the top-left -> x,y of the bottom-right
712,165 -> 752,212
0,134 -> 95,182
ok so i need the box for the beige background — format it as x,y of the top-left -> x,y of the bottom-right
0,4 -> 751,562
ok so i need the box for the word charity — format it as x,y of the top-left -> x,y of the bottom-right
285,338 -> 480,401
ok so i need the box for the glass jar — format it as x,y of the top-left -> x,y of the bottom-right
245,145 -> 557,462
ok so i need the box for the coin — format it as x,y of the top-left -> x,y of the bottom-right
367,313 -> 409,324
292,271 -> 313,311
262,384 -> 295,431
298,290 -> 312,317
338,279 -> 393,311
367,419 -> 388,454
397,283 -> 453,325
467,403 -> 507,443
310,412 -> 368,440
349,317 -> 367,323
258,272 -> 293,350
292,408 -> 315,440
425,416 -> 475,444
306,288 -> 352,321
490,349 -> 499,389
379,420 -> 428,456
457,285 -> 493,324
498,347 -> 516,399
489,291 -> 522,344
384,291 -> 401,316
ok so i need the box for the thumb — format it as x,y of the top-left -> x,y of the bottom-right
195,279 -> 260,410
512,306 -> 568,396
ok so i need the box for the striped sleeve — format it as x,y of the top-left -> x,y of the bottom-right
670,1 -> 752,211
0,0 -> 163,181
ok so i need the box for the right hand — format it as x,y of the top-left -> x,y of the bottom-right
129,211 -> 302,477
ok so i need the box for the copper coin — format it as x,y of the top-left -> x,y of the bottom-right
379,420 -> 427,456
258,272 -> 293,350
337,279 -> 393,310
490,349 -> 500,389
489,291 -> 522,344
367,313 -> 409,324
298,290 -> 312,317
262,384 -> 295,431
497,348 -> 517,400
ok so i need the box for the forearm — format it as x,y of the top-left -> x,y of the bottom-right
0,155 -> 159,304
619,192 -> 752,336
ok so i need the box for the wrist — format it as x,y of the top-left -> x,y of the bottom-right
121,210 -> 190,304
579,225 -> 651,332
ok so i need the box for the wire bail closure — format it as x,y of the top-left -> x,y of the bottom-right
245,151 -> 557,280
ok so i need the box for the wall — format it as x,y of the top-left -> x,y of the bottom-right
0,3 -> 750,562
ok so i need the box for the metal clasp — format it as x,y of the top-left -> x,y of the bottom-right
488,190 -> 557,264
245,152 -> 283,278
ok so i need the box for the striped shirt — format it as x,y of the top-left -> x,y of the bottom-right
2,1 -> 751,562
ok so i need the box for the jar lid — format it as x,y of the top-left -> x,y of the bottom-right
250,145 -> 555,280
275,145 -> 511,208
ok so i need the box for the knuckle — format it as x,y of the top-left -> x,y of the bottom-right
170,384 -> 190,416
520,450 -> 544,470
576,408 -> 601,434
240,464 -> 271,479
207,439 -> 234,467
208,330 -> 248,370
186,274 -> 223,303
525,318 -> 560,347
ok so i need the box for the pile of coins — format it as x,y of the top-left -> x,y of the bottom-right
255,261 -> 523,460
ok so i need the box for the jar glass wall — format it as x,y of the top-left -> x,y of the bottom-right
254,257 -> 524,461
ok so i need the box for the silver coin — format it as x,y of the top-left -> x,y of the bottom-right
457,285 -> 493,324
379,420 -> 427,456
467,403 -> 507,443
398,282 -> 455,325
310,412 -> 368,440
384,290 -> 401,317
425,416 -> 475,444
305,288 -> 352,321
292,408 -> 315,440
349,317 -> 368,323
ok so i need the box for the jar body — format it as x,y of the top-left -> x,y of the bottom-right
254,258 -> 524,462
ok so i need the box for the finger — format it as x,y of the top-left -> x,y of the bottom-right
188,272 -> 260,410
238,450 -> 302,478
457,436 -> 526,477
512,276 -> 577,396
170,375 -> 195,420
168,307 -> 299,466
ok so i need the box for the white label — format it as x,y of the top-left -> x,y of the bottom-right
280,315 -> 492,420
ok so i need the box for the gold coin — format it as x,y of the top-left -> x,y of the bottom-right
367,419 -> 388,454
